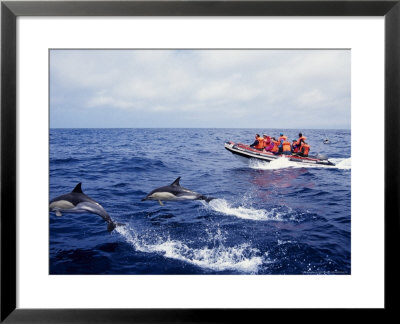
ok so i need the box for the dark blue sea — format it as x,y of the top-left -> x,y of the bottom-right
49,128 -> 351,275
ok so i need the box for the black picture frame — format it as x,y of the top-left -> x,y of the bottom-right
1,0 -> 399,322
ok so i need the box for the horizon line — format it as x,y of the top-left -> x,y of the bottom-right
49,127 -> 351,130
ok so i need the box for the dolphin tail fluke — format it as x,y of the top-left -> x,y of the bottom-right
199,195 -> 215,203
107,222 -> 116,232
107,221 -> 125,232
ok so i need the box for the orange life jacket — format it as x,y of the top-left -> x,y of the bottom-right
254,137 -> 265,149
282,140 -> 291,152
296,136 -> 307,146
278,135 -> 287,143
263,137 -> 271,147
301,143 -> 310,156
271,140 -> 279,153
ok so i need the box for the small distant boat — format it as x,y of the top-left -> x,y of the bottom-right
224,141 -> 335,166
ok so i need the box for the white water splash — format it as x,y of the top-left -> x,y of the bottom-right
249,157 -> 296,170
205,199 -> 285,221
329,157 -> 351,170
116,225 -> 263,274
248,156 -> 351,170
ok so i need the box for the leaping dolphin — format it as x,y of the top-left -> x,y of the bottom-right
141,177 -> 214,206
49,183 -> 121,232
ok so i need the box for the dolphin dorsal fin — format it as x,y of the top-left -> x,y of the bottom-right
171,177 -> 181,186
72,182 -> 83,193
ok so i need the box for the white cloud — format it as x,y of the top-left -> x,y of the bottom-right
50,49 -> 350,128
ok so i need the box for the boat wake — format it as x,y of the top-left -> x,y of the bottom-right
116,225 -> 265,274
248,157 -> 351,170
329,158 -> 351,170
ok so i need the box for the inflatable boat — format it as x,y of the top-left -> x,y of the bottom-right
224,141 -> 335,166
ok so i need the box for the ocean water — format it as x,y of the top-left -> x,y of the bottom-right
49,128 -> 351,275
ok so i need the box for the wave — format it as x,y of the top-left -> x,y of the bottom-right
203,199 -> 323,224
116,225 -> 264,274
203,199 -> 287,221
248,157 -> 351,170
51,157 -> 80,164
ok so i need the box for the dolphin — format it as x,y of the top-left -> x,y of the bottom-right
141,177 -> 214,206
49,183 -> 121,232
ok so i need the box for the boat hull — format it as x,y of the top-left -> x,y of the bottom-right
224,141 -> 335,166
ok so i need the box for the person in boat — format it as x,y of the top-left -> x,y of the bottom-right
270,137 -> 280,154
296,141 -> 310,157
263,134 -> 271,149
277,133 -> 288,154
250,134 -> 265,150
264,137 -> 275,152
296,132 -> 307,147
281,138 -> 292,155
291,139 -> 300,153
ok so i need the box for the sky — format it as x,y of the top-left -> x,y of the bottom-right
50,49 -> 351,129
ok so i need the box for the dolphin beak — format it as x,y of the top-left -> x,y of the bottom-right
141,197 -> 147,201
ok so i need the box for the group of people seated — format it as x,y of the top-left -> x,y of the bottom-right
250,132 -> 310,157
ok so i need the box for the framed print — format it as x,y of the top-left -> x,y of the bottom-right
1,0 -> 399,322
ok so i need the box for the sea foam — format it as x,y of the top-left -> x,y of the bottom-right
248,156 -> 351,170
205,198 -> 285,221
116,225 -> 264,274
